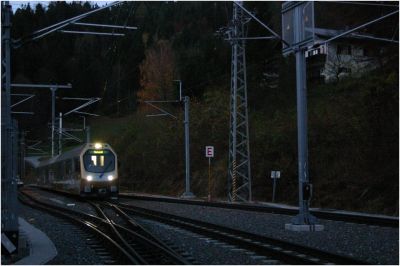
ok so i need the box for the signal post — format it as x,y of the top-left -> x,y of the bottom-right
282,2 -> 323,231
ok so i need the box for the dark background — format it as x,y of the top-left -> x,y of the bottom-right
12,1 -> 399,215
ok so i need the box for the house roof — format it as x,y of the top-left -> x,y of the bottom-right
314,27 -> 344,38
314,27 -> 381,43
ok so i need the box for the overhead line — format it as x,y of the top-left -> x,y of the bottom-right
11,83 -> 72,89
13,1 -> 121,47
233,1 -> 289,46
350,33 -> 399,44
319,9 -> 399,46
331,1 -> 399,8
72,22 -> 137,30
59,30 -> 125,37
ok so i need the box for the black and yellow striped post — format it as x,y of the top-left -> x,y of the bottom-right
232,160 -> 237,201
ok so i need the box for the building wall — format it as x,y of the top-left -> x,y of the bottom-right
320,42 -> 380,83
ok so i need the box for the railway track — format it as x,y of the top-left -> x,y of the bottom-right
88,201 -> 192,264
119,193 -> 399,228
18,188 -> 188,265
27,187 -> 379,264
115,202 -> 370,265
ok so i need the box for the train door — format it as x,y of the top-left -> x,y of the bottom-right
74,157 -> 82,194
49,167 -> 54,185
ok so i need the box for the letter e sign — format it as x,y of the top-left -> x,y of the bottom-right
205,146 -> 214,158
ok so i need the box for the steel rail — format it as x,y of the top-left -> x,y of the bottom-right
22,187 -> 187,264
89,201 -> 188,265
36,187 -> 398,227
18,190 -> 138,264
117,202 -> 370,265
87,201 -> 148,264
106,201 -> 189,262
119,193 -> 398,227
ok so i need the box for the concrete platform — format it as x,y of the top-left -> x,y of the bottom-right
14,217 -> 57,265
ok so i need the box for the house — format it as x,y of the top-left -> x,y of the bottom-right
307,28 -> 386,83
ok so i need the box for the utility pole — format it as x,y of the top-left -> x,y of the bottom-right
20,131 -> 26,182
145,80 -> 195,198
293,44 -> 314,225
181,96 -> 194,198
86,126 -> 91,143
61,97 -> 101,145
51,87 -> 56,157
11,84 -> 72,157
282,2 -> 323,231
227,1 -> 252,202
81,116 -> 86,130
1,3 -> 133,255
1,1 -> 19,254
58,112 -> 62,155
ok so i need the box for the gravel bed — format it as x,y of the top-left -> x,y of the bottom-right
22,187 -> 97,216
134,216 -> 280,265
18,202 -> 105,265
121,199 -> 399,265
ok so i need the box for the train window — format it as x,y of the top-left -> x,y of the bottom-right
62,161 -> 66,176
65,160 -> 72,174
74,158 -> 80,172
83,149 -> 115,173
90,155 -> 105,166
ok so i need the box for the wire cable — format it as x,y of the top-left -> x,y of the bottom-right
330,1 -> 399,8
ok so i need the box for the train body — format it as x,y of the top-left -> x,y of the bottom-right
36,143 -> 118,197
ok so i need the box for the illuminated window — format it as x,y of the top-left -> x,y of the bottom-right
83,150 -> 115,173
90,155 -> 104,166
91,156 -> 97,166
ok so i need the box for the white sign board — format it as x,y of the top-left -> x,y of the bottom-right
271,171 -> 281,179
205,146 -> 214,158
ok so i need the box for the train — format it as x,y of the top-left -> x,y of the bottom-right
35,142 -> 118,198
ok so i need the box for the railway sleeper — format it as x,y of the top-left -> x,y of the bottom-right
118,204 -> 369,265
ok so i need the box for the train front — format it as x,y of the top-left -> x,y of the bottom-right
80,143 -> 118,197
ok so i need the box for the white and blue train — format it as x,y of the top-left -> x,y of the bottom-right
36,143 -> 118,197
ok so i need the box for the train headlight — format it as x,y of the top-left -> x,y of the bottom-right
86,175 -> 93,181
107,175 -> 114,181
94,143 -> 102,149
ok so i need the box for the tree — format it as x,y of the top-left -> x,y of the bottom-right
138,39 -> 176,101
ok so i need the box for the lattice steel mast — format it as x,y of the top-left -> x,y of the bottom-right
227,1 -> 251,202
1,1 -> 19,253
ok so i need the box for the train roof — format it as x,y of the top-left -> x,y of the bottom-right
37,144 -> 86,168
34,143 -> 112,168
36,143 -> 115,168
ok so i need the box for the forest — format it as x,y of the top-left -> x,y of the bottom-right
12,1 -> 398,215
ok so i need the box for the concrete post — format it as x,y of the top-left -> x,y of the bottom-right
58,112 -> 62,155
86,126 -> 91,143
20,132 -> 26,181
181,96 -> 195,198
50,87 -> 56,157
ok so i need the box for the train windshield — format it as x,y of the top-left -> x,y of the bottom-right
83,149 -> 115,173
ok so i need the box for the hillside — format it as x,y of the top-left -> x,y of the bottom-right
90,69 -> 398,216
